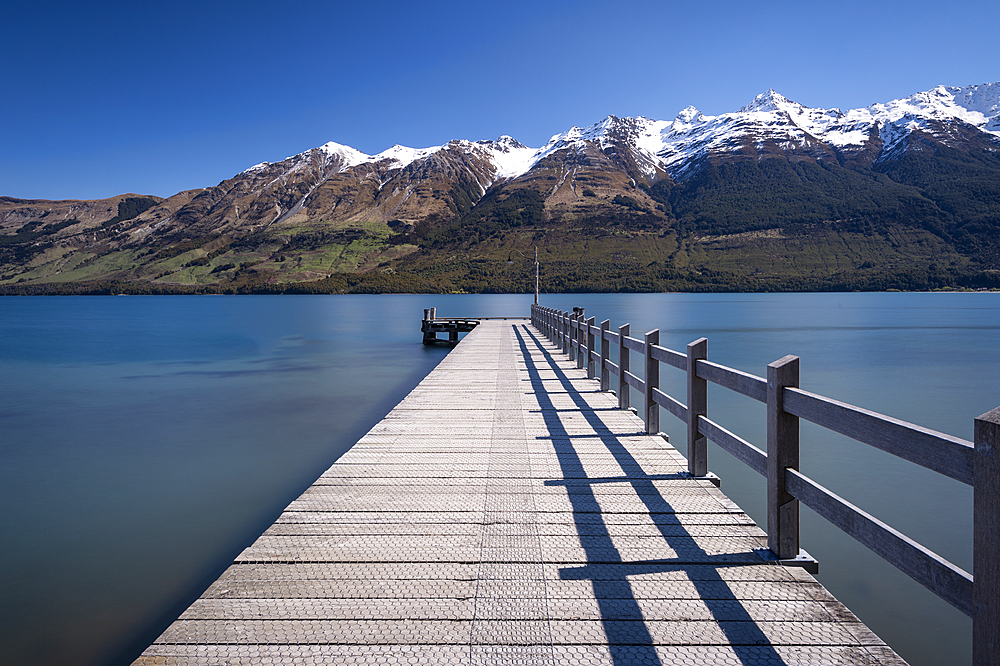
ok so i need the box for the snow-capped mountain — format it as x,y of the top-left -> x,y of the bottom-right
647,83 -> 1000,176
4,81 -> 1000,291
216,80 -> 1000,221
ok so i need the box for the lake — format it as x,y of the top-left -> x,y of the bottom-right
1,292 -> 996,666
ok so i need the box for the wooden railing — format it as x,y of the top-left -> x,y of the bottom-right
530,303 -> 999,666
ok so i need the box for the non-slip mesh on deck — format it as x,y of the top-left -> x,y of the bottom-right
133,320 -> 907,666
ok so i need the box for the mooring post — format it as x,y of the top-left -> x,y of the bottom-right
767,355 -> 800,560
600,320 -> 610,391
618,324 -> 630,410
586,316 -> 596,378
974,406 -> 1000,666
644,330 -> 660,435
421,309 -> 435,345
430,307 -> 436,320
687,338 -> 709,477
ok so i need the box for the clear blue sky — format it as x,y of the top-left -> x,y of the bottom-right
2,0 -> 997,201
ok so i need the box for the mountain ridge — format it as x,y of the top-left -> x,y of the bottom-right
3,82 -> 999,293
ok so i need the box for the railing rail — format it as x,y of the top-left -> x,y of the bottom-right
530,303 -> 998,666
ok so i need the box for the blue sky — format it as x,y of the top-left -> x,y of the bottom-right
2,0 -> 997,201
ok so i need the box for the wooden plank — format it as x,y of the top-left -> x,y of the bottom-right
133,319 -> 910,666
785,469 -> 973,616
783,387 -> 974,485
696,359 -> 767,403
699,415 -> 767,476
623,369 -> 644,393
652,387 -> 687,422
650,343 -> 686,370
623,335 -> 645,353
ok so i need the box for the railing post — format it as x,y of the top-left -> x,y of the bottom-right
974,406 -> 1000,666
618,324 -> 630,410
569,312 -> 580,361
767,355 -> 800,560
566,313 -> 574,359
687,338 -> 708,478
562,311 -> 570,355
576,309 -> 586,369
644,330 -> 660,435
567,312 -> 574,360
586,316 -> 596,378
600,320 -> 610,391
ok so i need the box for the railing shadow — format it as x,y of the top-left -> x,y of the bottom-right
514,324 -> 788,666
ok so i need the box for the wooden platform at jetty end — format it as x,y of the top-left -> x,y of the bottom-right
134,320 -> 907,665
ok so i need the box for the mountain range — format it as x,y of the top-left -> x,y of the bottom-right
3,82 -> 999,293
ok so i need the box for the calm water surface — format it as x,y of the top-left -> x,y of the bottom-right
1,293 -> 996,666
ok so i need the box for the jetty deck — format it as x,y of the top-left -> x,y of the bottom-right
134,320 -> 907,665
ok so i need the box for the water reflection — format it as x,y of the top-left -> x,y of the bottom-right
1,292 -> 995,666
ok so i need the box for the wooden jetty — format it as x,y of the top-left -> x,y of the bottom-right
421,308 -> 528,345
133,310 -> 999,665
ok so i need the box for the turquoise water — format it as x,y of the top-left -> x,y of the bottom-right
1,293 -> 996,666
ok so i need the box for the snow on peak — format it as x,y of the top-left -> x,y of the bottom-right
373,144 -> 445,169
537,115 -> 624,155
238,81 -> 1000,185
492,135 -> 528,151
317,141 -> 369,168
875,83 -> 1000,128
950,82 -> 1000,118
479,137 -> 539,180
241,161 -> 270,175
675,106 -> 705,124
739,88 -> 799,114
